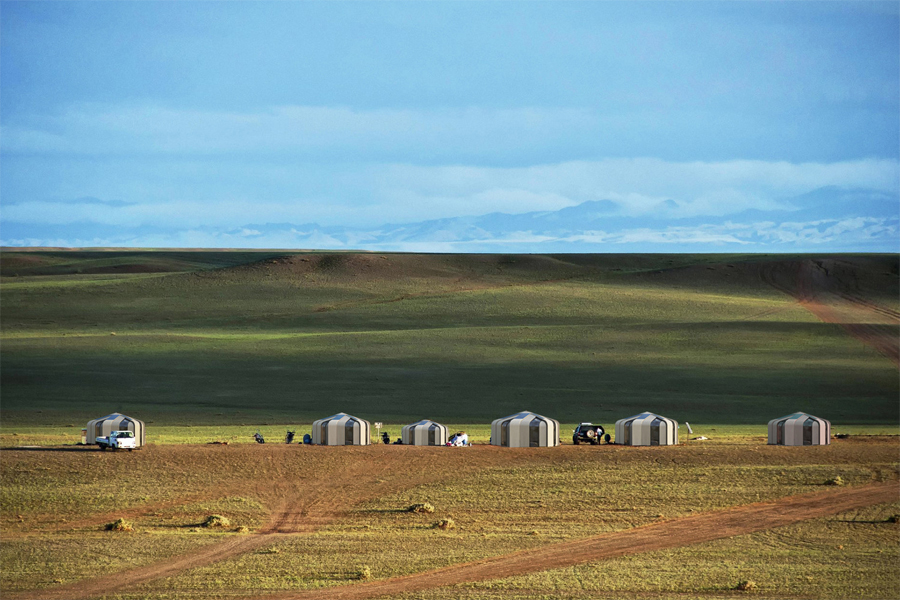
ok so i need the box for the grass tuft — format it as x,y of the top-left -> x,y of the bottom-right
202,514 -> 231,528
824,476 -> 845,486
104,518 -> 134,532
735,580 -> 757,591
434,518 -> 455,530
356,565 -> 372,580
407,502 -> 435,514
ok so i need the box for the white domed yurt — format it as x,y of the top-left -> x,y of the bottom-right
86,413 -> 145,447
401,420 -> 449,446
614,412 -> 678,446
768,412 -> 830,446
312,413 -> 371,446
491,411 -> 560,447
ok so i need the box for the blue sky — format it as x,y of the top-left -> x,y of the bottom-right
1,1 -> 898,251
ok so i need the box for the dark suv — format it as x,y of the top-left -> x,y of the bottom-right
572,423 -> 609,445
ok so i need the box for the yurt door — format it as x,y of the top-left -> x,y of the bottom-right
345,422 -> 356,445
803,420 -> 813,445
650,419 -> 661,446
529,419 -> 541,447
428,427 -> 436,446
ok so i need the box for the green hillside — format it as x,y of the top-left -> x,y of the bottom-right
1,251 -> 897,427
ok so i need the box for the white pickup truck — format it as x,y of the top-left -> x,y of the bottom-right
97,430 -> 137,451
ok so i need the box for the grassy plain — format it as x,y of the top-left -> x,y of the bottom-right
2,440 -> 898,599
1,251 -> 897,428
1,250 -> 898,599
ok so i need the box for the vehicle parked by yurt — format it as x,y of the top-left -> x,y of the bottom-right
311,413 -> 371,446
85,413 -> 145,447
401,419 -> 449,446
491,411 -> 560,447
614,412 -> 678,446
768,412 -> 830,446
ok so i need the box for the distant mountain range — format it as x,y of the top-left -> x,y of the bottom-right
2,186 -> 897,252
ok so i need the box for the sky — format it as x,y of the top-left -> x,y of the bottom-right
1,0 -> 898,251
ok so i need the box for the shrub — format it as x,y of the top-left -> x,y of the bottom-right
202,514 -> 231,528
407,502 -> 435,514
886,514 -> 899,523
735,580 -> 756,591
824,476 -> 845,486
105,518 -> 134,532
434,518 -> 455,530
356,565 -> 372,580
234,525 -> 249,533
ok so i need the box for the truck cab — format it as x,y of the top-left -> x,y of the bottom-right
97,430 -> 137,451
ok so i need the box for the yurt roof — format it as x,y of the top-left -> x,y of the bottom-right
494,410 -> 551,422
92,412 -> 143,423
772,412 -> 813,420
319,412 -> 362,420
617,411 -> 670,422
769,412 -> 830,425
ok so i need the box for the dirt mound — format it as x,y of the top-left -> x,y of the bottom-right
224,253 -> 456,281
1,250 -> 277,277
0,254 -> 62,276
214,253 -> 596,290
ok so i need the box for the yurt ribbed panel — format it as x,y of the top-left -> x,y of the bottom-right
767,412 -> 830,446
614,412 -> 678,446
85,413 -> 145,447
490,411 -> 560,447
401,420 -> 449,446
311,413 -> 371,446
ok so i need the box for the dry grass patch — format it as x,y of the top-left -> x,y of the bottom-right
104,517 -> 134,532
201,514 -> 230,528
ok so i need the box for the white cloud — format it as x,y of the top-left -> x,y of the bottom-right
3,155 -> 896,231
378,158 -> 898,220
1,104 -> 598,158
3,103 -> 898,231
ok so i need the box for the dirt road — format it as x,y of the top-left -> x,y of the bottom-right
5,446 -> 515,600
759,258 -> 899,366
265,481 -> 899,600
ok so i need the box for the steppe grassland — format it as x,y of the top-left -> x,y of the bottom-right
403,502 -> 900,600
1,252 -> 898,599
2,440 -> 897,598
1,253 -> 896,427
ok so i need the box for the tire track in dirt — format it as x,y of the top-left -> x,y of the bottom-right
264,481 -> 899,600
6,447 -> 513,600
759,259 -> 899,366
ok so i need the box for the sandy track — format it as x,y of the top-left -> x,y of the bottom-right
760,259 -> 899,366
264,481 -> 899,600
6,447 -> 510,600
